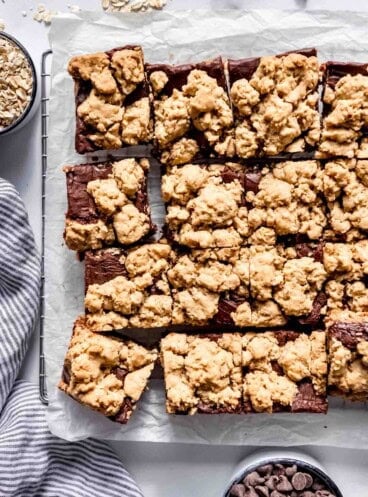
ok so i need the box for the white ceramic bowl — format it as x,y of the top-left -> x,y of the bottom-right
0,32 -> 38,135
223,449 -> 343,497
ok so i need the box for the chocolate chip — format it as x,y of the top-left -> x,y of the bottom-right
244,487 -> 259,497
315,491 -> 334,497
292,472 -> 308,491
304,473 -> 314,489
230,483 -> 246,497
301,492 -> 316,497
265,476 -> 279,490
274,464 -> 286,476
258,465 -> 273,477
270,491 -> 285,497
244,472 -> 265,487
312,482 -> 325,491
276,475 -> 293,492
285,465 -> 297,477
255,485 -> 269,497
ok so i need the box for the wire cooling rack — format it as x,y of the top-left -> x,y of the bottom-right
39,49 -> 52,405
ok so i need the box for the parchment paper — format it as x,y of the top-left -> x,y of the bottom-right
46,9 -> 368,444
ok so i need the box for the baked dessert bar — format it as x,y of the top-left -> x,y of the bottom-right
248,243 -> 327,328
84,242 -> 174,331
64,159 -> 154,251
321,159 -> 368,241
68,46 -> 152,154
327,322 -> 368,401
167,247 -> 250,327
318,62 -> 368,158
162,163 -> 248,248
59,316 -> 158,423
242,330 -> 328,413
146,57 -> 233,165
228,48 -> 320,158
160,333 -> 242,414
246,160 -> 326,245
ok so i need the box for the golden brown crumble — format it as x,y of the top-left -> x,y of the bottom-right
58,316 -> 157,418
161,333 -> 242,414
230,53 -> 320,158
325,280 -> 368,326
64,219 -> 115,252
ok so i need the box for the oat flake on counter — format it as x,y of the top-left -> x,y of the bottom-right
101,0 -> 167,12
0,37 -> 33,130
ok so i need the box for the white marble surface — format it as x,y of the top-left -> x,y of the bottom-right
1,1 -> 368,495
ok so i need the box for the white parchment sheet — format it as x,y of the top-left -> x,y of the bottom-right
46,9 -> 368,443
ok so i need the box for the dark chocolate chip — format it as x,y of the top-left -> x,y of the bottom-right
244,471 -> 265,487
230,483 -> 246,497
285,465 -> 297,477
265,476 -> 279,490
304,473 -> 314,489
113,367 -> 128,382
315,492 -> 334,497
291,472 -> 308,491
312,482 -> 325,491
301,492 -> 316,497
255,485 -> 270,497
276,475 -> 293,492
258,465 -> 273,477
270,491 -> 286,497
274,464 -> 286,476
62,360 -> 72,384
244,488 -> 259,497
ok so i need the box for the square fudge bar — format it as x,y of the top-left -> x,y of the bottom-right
247,243 -> 327,328
160,333 -> 242,414
146,57 -> 234,165
58,316 -> 158,423
318,62 -> 368,158
242,330 -> 328,413
321,159 -> 368,241
68,46 -> 152,153
161,163 -> 248,248
328,322 -> 368,401
245,160 -> 327,245
64,158 -> 154,252
228,48 -> 320,158
84,242 -> 174,331
167,247 -> 250,327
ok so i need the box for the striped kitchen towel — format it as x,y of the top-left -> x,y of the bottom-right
0,179 -> 143,497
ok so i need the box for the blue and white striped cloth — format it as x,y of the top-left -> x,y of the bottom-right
0,179 -> 143,497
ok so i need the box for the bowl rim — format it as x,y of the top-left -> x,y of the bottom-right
224,456 -> 344,497
0,31 -> 38,135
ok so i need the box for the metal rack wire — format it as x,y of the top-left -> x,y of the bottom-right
39,49 -> 52,405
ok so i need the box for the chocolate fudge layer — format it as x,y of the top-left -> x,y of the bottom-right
64,158 -> 154,251
167,247 -> 249,326
146,57 -> 233,165
321,159 -> 368,241
84,242 -> 174,331
161,333 -> 242,414
58,316 -> 158,423
68,46 -> 152,153
162,163 -> 248,248
246,160 -> 326,245
318,62 -> 368,158
242,331 -> 328,413
328,322 -> 368,401
246,243 -> 327,328
228,48 -> 320,158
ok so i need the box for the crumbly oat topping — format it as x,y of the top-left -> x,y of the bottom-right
319,74 -> 368,158
247,161 -> 326,240
242,331 -> 327,412
162,163 -> 247,248
323,240 -> 368,280
64,219 -> 115,252
113,204 -> 150,245
59,317 -> 157,417
161,333 -> 242,414
325,280 -> 368,324
102,0 -> 167,13
230,53 -> 320,158
171,288 -> 219,326
152,67 -> 233,165
328,336 -> 368,400
69,47 -> 151,150
322,159 -> 368,239
0,37 -> 33,130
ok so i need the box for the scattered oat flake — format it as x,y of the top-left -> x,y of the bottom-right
33,4 -> 57,25
0,19 -> 5,31
102,0 -> 167,12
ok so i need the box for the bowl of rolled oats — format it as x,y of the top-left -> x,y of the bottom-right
0,32 -> 37,135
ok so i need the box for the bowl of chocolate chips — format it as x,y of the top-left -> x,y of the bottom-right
224,450 -> 343,497
0,32 -> 38,135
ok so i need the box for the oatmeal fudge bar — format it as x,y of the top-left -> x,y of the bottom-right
247,243 -> 327,327
161,163 -> 248,248
318,62 -> 368,158
321,159 -> 368,241
160,333 -> 242,414
68,46 -> 152,153
228,48 -> 320,158
328,322 -> 368,401
64,159 -> 154,251
242,330 -> 328,413
84,242 -> 174,331
245,160 -> 326,245
167,247 -> 250,327
59,316 -> 158,423
146,57 -> 233,165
